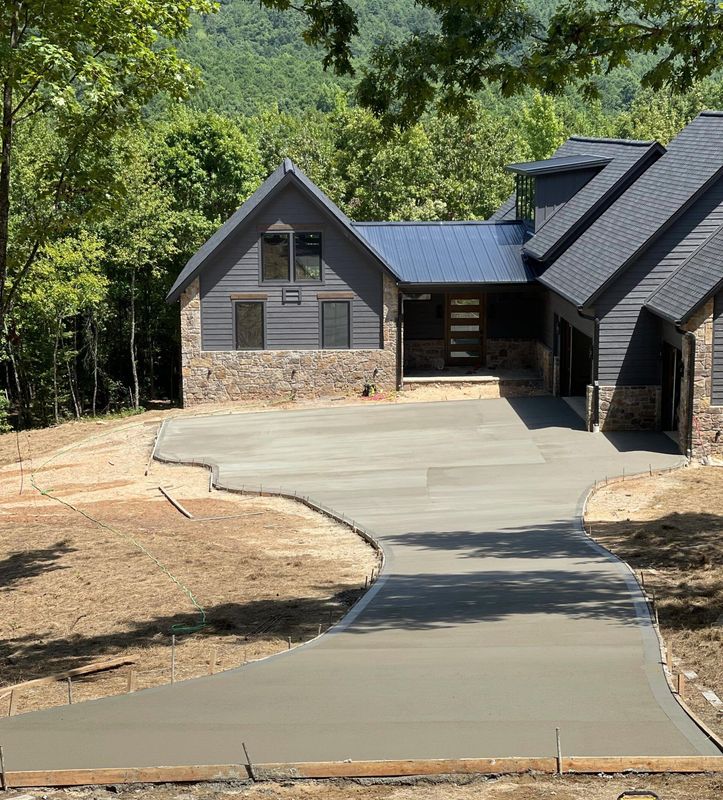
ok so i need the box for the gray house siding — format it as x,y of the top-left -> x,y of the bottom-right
596,176 -> 723,386
534,169 -> 598,230
714,291 -> 723,406
542,290 -> 595,349
199,183 -> 384,351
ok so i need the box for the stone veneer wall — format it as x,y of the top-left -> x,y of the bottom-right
682,300 -> 723,459
486,338 -> 536,370
535,342 -> 554,394
180,276 -> 399,405
404,339 -> 445,370
596,385 -> 661,431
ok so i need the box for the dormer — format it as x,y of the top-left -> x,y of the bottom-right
506,154 -> 611,232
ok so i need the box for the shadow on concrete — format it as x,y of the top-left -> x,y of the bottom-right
0,540 -> 76,591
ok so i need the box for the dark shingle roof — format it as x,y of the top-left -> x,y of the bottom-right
488,194 -> 516,222
506,153 -> 611,176
352,221 -> 535,284
524,137 -> 663,262
539,113 -> 723,307
646,223 -> 723,323
166,159 -> 397,302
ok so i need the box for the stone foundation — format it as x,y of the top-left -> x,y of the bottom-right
682,300 -> 723,460
486,338 -> 536,370
404,339 -> 445,370
597,385 -> 661,431
180,276 -> 399,404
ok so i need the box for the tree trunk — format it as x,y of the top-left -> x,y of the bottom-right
91,317 -> 98,417
0,2 -> 20,337
129,267 -> 139,410
52,321 -> 60,424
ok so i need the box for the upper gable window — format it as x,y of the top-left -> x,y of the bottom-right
261,233 -> 290,281
261,231 -> 322,282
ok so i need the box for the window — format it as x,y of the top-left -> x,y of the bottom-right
294,232 -> 322,281
235,302 -> 264,350
261,233 -> 290,281
321,301 -> 350,349
515,174 -> 535,225
261,231 -> 322,282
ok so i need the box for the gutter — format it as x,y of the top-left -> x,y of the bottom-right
682,329 -> 697,459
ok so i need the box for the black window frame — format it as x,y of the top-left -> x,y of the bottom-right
260,232 -> 291,283
320,300 -> 351,350
260,230 -> 323,284
515,174 -> 536,226
234,300 -> 265,351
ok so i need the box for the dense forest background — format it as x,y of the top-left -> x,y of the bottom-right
4,0 -> 723,428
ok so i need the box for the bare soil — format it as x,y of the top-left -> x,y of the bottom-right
0,410 -> 378,714
585,464 -> 723,740
6,773 -> 723,800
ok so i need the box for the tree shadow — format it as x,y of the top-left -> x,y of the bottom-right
0,540 -> 76,591
0,588 -> 361,682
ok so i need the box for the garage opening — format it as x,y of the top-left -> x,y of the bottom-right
661,341 -> 683,431
558,316 -> 593,398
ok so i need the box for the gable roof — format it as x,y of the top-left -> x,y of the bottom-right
352,221 -> 534,284
523,137 -> 664,263
166,159 -> 397,303
646,223 -> 723,323
538,113 -> 723,308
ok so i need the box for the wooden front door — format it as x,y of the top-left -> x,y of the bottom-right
445,293 -> 485,366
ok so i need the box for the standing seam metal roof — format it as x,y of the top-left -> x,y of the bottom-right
538,113 -> 723,307
646,223 -> 723,323
352,221 -> 534,284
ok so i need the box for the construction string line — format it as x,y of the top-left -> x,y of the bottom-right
24,418 -> 208,635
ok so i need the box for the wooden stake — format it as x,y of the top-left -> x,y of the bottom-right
126,669 -> 137,694
209,646 -> 218,675
67,677 -> 73,705
171,635 -> 176,684
555,728 -> 562,775
242,742 -> 255,781
666,645 -> 673,673
6,692 -> 17,718
0,744 -> 6,790
677,671 -> 686,698
287,636 -> 292,650
317,623 -> 322,636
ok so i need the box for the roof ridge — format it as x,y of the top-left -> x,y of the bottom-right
699,110 -> 723,117
352,220 -> 517,227
567,135 -> 658,147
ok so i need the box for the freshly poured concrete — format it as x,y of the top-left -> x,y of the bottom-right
1,397 -> 719,769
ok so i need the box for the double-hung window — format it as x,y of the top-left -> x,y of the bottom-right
321,301 -> 351,349
234,302 -> 264,350
261,231 -> 322,282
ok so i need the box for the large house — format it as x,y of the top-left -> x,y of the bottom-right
166,112 -> 723,459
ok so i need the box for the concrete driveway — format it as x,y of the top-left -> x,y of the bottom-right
1,397 -> 719,770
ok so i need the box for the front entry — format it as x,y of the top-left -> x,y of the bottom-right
445,293 -> 486,366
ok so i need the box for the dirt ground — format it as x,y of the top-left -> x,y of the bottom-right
0,409 -> 379,714
6,773 -> 723,800
585,464 -> 723,740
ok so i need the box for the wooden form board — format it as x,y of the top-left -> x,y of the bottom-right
5,756 -> 723,787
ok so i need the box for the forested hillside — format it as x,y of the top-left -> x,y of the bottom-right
178,0 -> 437,115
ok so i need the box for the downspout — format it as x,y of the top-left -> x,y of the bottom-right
397,289 -> 404,391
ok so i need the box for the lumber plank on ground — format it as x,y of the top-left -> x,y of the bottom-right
0,657 -> 136,695
563,756 -> 723,773
6,755 -> 723,788
6,765 -> 249,788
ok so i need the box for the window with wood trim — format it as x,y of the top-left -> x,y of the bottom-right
234,302 -> 264,350
261,231 -> 322,282
321,301 -> 350,349
261,232 -> 290,281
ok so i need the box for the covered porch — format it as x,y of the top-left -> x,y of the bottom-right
400,284 -> 547,394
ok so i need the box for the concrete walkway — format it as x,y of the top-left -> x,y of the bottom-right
1,397 -> 719,770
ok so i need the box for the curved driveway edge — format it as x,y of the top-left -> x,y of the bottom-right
0,396 -> 720,770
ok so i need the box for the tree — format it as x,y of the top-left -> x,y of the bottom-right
277,0 -> 723,124
518,92 -> 566,162
0,0 -> 215,340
